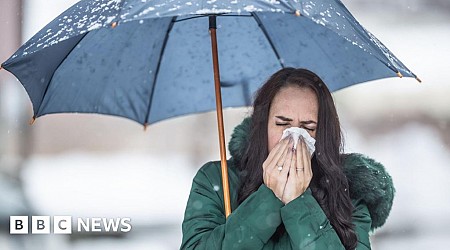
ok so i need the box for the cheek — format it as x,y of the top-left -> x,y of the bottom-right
267,135 -> 277,153
267,127 -> 282,153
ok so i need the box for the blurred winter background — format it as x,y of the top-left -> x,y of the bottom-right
0,0 -> 449,249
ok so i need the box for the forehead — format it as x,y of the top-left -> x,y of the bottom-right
270,85 -> 318,118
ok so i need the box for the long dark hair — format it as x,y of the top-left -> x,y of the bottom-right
237,68 -> 357,249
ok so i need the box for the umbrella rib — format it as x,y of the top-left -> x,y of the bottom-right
251,13 -> 285,68
144,17 -> 177,126
175,14 -> 252,23
175,15 -> 207,22
218,14 -> 253,17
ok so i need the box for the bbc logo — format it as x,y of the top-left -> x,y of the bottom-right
10,216 -> 72,234
10,216 -> 131,234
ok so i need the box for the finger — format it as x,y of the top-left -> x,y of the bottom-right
280,142 -> 294,175
273,138 -> 292,173
300,138 -> 312,179
264,136 -> 290,171
267,136 -> 291,169
271,137 -> 292,171
296,137 -> 305,177
289,147 -> 296,176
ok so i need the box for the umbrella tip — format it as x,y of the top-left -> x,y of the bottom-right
415,76 -> 422,83
111,22 -> 118,28
144,123 -> 149,131
396,72 -> 403,78
295,10 -> 301,16
29,116 -> 36,125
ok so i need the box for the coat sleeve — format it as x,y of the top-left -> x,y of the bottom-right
181,163 -> 284,249
280,189 -> 372,249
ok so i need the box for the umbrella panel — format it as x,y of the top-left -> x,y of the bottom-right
39,18 -> 173,124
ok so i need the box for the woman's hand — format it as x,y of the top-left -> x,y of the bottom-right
262,137 -> 294,200
281,137 -> 313,204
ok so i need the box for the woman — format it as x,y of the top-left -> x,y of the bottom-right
181,68 -> 394,249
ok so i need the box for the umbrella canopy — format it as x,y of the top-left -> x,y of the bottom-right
1,0 -> 417,126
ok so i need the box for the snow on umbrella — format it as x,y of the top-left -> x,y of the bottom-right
1,0 -> 418,217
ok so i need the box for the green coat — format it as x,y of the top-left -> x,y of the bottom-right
181,118 -> 394,249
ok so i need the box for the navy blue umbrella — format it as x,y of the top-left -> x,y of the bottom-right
1,0 -> 418,216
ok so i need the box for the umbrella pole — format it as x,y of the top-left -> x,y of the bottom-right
209,15 -> 232,218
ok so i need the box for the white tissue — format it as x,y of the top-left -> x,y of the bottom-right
280,127 -> 316,156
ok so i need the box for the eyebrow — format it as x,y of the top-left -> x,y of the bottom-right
300,120 -> 317,125
275,116 -> 317,125
275,116 -> 293,121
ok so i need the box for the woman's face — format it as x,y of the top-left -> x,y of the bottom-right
267,85 -> 319,153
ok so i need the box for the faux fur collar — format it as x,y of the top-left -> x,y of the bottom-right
228,117 -> 394,231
